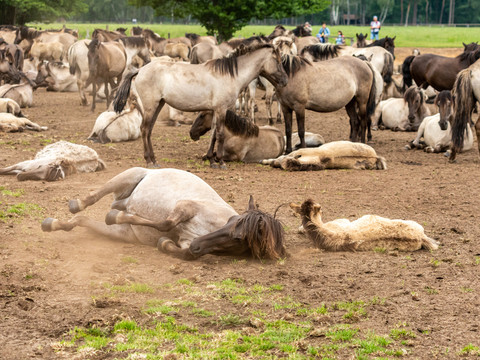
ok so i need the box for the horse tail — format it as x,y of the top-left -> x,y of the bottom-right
375,156 -> 387,170
187,45 -> 191,60
14,48 -> 22,70
365,61 -> 377,118
190,46 -> 199,64
451,68 -> 475,153
422,236 -> 439,251
113,69 -> 139,113
68,45 -> 76,75
382,52 -> 393,85
402,55 -> 415,88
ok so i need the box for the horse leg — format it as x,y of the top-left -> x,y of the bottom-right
476,116 -> 480,156
205,112 -> 219,168
41,215 -> 138,243
141,100 -> 165,166
104,80 -> 110,108
68,167 -> 149,214
282,104 -> 294,154
91,80 -> 96,112
356,101 -> 368,143
104,200 -> 198,232
346,99 -> 359,142
215,112 -> 228,170
158,238 -> 197,260
295,107 -> 306,149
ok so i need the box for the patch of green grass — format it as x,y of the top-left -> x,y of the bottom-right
104,282 -> 155,294
335,300 -> 367,320
430,258 -> 442,267
425,286 -> 439,295
217,314 -> 245,327
0,202 -> 43,222
458,344 -> 480,356
273,296 -> 302,311
176,278 -> 194,286
374,247 -> 387,253
191,308 -> 214,317
460,286 -> 474,293
0,187 -> 25,197
120,256 -> 138,264
326,325 -> 359,342
390,327 -> 416,340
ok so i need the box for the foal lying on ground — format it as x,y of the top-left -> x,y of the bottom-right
261,141 -> 387,171
41,168 -> 286,260
291,199 -> 439,251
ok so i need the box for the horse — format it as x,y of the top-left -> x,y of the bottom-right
92,28 -> 126,42
0,76 -> 35,108
352,54 -> 384,107
295,36 -> 320,53
86,39 -> 126,111
30,40 -> 63,64
0,26 -> 17,44
355,33 -> 368,48
68,40 -> 91,105
290,199 -> 439,251
404,43 -> 480,91
41,168 -> 286,260
113,43 -> 288,169
0,49 -> 22,83
292,25 -> 312,37
261,141 -> 387,171
141,29 -> 167,55
275,54 -> 376,153
185,33 -> 217,46
190,42 -> 226,64
118,36 -> 151,69
164,42 -> 190,61
190,110 -> 284,162
35,61 -> 77,92
449,60 -> 480,162
0,98 -> 23,117
14,26 -> 76,58
0,39 -> 24,72
372,86 -> 430,132
366,36 -> 396,57
130,26 -> 143,36
300,43 -> 342,61
406,90 -> 474,155
0,141 -> 105,181
268,25 -> 295,41
0,113 -> 46,133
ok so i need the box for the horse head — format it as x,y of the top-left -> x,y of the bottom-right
404,86 -> 424,124
188,196 -> 286,260
0,49 -> 21,83
259,45 -> 288,88
435,90 -> 453,131
86,39 -> 101,74
190,111 -> 213,141
356,33 -> 367,47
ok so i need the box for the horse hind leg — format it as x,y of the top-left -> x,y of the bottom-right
345,99 -> 360,141
69,167 -> 149,214
476,116 -> 480,157
142,99 -> 165,166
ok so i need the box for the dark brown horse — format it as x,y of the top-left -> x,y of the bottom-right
404,43 -> 480,91
356,33 -> 368,47
366,36 -> 396,57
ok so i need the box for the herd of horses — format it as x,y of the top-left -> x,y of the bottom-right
0,23 -> 480,260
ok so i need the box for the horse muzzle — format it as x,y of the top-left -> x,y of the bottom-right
439,121 -> 448,131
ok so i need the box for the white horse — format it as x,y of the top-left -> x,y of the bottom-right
0,78 -> 35,108
0,113 -> 46,132
0,141 -> 104,181
291,199 -> 439,251
406,90 -> 474,154
113,43 -> 288,169
0,98 -> 23,117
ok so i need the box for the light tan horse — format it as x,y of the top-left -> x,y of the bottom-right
276,54 -> 377,153
0,77 -> 35,108
291,199 -> 439,251
190,42 -> 226,64
86,39 -> 126,111
113,43 -> 288,169
164,42 -> 190,61
190,110 -> 284,162
30,40 -> 64,63
14,26 -> 76,58
92,29 -> 126,42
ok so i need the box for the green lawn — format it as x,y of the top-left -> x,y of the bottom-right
30,22 -> 479,48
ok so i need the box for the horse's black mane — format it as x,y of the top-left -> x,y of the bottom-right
116,27 -> 127,34
281,54 -> 311,77
208,43 -> 273,77
301,44 -> 341,61
225,110 -> 259,137
457,43 -> 480,63
435,90 -> 452,105
232,208 -> 286,260
119,36 -> 146,48
292,25 -> 311,37
141,28 -> 165,42
185,33 -> 200,40
131,26 -> 143,35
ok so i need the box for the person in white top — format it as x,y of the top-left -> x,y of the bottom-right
370,16 -> 381,40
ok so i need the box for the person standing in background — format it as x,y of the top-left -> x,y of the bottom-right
316,22 -> 330,43
370,16 -> 381,40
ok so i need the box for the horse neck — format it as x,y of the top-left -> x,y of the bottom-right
301,213 -> 341,250
234,49 -> 271,92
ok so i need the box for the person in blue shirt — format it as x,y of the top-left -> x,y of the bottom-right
370,16 -> 381,40
335,31 -> 345,45
316,22 -> 330,43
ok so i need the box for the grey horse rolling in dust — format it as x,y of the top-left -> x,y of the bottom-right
290,199 -> 439,252
261,141 -> 386,171
0,141 -> 104,181
113,43 -> 288,169
41,168 -> 286,260
276,54 -> 377,153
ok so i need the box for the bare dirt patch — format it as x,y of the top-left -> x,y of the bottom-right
1,47 -> 479,359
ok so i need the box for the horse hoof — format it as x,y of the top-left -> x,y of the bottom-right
157,237 -> 173,252
41,218 -> 56,232
105,209 -> 121,225
210,163 -> 219,169
220,164 -> 228,170
69,199 -> 83,214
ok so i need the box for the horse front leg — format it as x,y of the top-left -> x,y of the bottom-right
104,80 -> 110,108
295,107 -> 306,149
346,99 -> 359,142
215,113 -> 227,170
91,80 -> 96,112
141,100 -> 165,167
282,104 -> 294,154
476,116 -> 480,157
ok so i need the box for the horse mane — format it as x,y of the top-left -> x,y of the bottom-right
435,90 -> 452,106
242,35 -> 269,46
116,27 -> 127,35
87,38 -> 100,52
18,26 -> 40,41
281,54 -> 311,77
185,33 -> 200,41
225,110 -> 259,137
207,43 -> 273,77
456,43 -> 480,62
231,209 -> 286,260
301,44 -> 341,61
119,36 -> 146,48
142,28 -> 165,42
131,26 -> 143,35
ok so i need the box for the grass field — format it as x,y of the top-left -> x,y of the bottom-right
29,22 -> 479,48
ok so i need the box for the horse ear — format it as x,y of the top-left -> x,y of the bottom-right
392,36 -> 396,40
356,33 -> 358,37
368,54 -> 373,61
289,203 -> 301,213
247,195 -> 255,211
463,42 -> 467,49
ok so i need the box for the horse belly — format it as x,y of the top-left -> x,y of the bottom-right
382,106 -> 408,129
306,76 -> 355,112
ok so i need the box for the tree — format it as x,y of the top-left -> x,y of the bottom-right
0,0 -> 88,25
130,0 -> 330,41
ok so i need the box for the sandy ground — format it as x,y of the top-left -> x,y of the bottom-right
1,47 -> 479,359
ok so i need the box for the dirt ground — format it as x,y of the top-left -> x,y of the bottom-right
1,47 -> 479,359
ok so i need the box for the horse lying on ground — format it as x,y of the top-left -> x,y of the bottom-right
0,98 -> 23,116
261,141 -> 387,171
41,168 -> 286,260
372,86 -> 430,131
290,199 -> 439,251
405,90 -> 474,154
0,76 -> 35,108
0,113 -> 46,132
35,61 -> 77,92
0,141 -> 105,181
190,110 -> 284,162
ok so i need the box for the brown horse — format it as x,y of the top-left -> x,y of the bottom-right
276,54 -> 377,153
366,36 -> 396,57
404,43 -> 480,91
92,28 -> 126,42
355,33 -> 368,47
0,49 -> 22,83
190,110 -> 285,162
86,39 -> 126,111
113,43 -> 288,169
